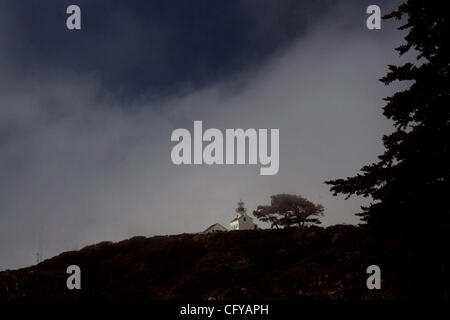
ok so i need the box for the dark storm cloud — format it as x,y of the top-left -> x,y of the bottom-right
3,0 -> 334,99
0,0 -> 407,270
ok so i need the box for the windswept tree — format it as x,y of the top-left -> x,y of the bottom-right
326,1 -> 450,234
253,194 -> 324,229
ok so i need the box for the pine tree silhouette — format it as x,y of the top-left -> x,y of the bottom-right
326,1 -> 449,235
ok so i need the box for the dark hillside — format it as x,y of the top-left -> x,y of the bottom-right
0,225 -> 447,300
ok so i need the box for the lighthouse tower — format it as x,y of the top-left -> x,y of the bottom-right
230,200 -> 256,230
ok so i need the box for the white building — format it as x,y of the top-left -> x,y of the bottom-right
230,200 -> 257,230
202,223 -> 227,234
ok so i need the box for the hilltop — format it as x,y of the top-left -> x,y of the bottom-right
0,225 -> 443,300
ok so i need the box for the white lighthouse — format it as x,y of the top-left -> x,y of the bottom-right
230,200 -> 256,230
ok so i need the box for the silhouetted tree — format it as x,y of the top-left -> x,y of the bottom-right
253,194 -> 324,229
326,1 -> 450,234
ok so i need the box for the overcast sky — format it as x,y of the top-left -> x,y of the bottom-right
0,0 -> 409,270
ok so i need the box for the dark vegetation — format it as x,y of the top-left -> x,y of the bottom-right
326,2 -> 449,230
1,225 -> 449,300
253,194 -> 324,229
325,1 -> 450,299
